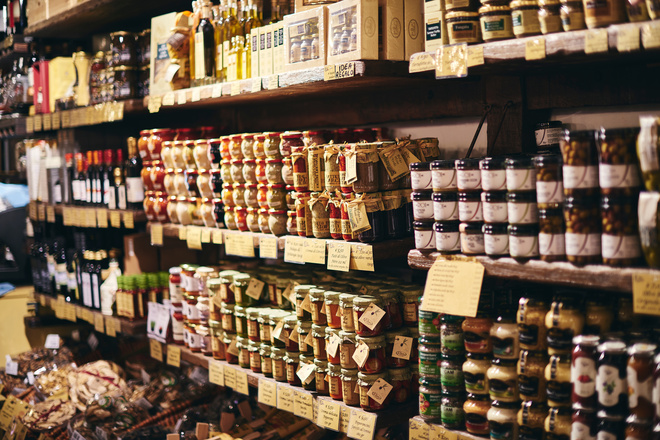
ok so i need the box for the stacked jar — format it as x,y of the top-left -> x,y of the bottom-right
480,156 -> 509,258
534,153 -> 566,262
142,129 -> 174,225
505,155 -> 540,261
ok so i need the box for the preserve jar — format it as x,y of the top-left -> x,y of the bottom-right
309,288 -> 327,325
341,368 -> 360,406
534,154 -> 564,206
291,148 -> 309,192
517,297 -> 548,351
182,140 -> 197,169
505,155 -> 536,191
446,11 -> 482,44
435,221 -> 461,254
420,377 -> 443,421
571,408 -> 597,439
307,145 -> 326,192
458,191 -> 484,222
411,162 -> 433,191
545,297 -> 585,355
328,363 -> 343,400
184,170 -> 200,197
315,359 -> 329,395
480,157 -> 507,191
584,300 -> 613,335
340,331 -> 359,369
353,296 -> 385,336
324,145 -> 341,192
596,341 -> 628,416
266,184 -> 287,210
237,337 -> 250,368
389,367 -> 412,403
285,352 -> 301,386
560,130 -> 599,197
208,139 -> 222,169
464,394 -> 491,435
507,191 -> 539,225
487,358 -> 518,402
248,340 -> 262,373
271,347 -> 286,382
627,342 -> 657,421
464,353 -> 491,395
223,335 -> 238,364
280,131 -> 304,157
234,305 -> 248,337
483,223 -> 510,257
246,308 -> 260,341
326,327 -> 342,365
339,294 -> 357,332
358,372 -> 391,411
420,336 -> 442,377
538,206 -> 566,262
413,191 -> 434,221
463,315 -> 493,354
400,286 -> 422,327
560,0 -> 586,30
441,355 -> 465,393
583,0 -> 626,27
265,159 -> 284,184
511,0 -> 542,37
459,222 -> 485,255
455,158 -> 482,191
311,324 -> 327,359
419,310 -> 441,336
545,354 -> 571,407
193,140 -> 212,170
174,169 -> 188,195
242,159 -> 257,184
287,211 -> 298,235
488,401 -> 519,440
539,0 -> 562,33
281,157 -> 293,186
198,171 -> 213,198
431,160 -> 458,192
441,392 -> 466,429
518,349 -> 548,402
268,209 -> 287,236
564,196 -> 601,266
201,198 -> 216,227
309,192 -> 331,238
433,192 -> 459,221
244,184 -> 259,208
283,315 -> 299,353
385,328 -> 410,368
600,196 -> 642,267
508,224 -> 540,261
355,335 -> 387,373
479,5 -> 514,42
255,159 -> 267,184
571,334 -> 599,409
298,321 -> 313,356
221,160 -> 233,184
323,291 -> 341,329
376,289 -> 403,330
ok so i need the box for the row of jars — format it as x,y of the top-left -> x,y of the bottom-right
444,0 -> 659,46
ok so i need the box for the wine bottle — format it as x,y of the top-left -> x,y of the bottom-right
125,138 -> 144,210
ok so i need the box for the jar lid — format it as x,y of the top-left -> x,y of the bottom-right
432,192 -> 458,202
231,134 -> 243,141
233,273 -> 251,283
266,158 -> 283,164
271,347 -> 286,355
466,352 -> 492,361
339,330 -> 356,340
481,191 -> 507,203
419,335 -> 441,345
260,343 -> 272,351
628,342 -> 657,356
287,210 -> 297,217
234,305 -> 246,315
419,376 -> 441,386
187,169 -> 199,175
506,191 -> 537,202
385,328 -> 409,342
358,371 -> 389,381
243,158 -> 256,164
339,293 -> 356,304
430,160 -> 455,170
479,156 -> 506,170
328,363 -> 342,373
323,291 -> 341,302
508,224 -> 539,235
309,288 -> 325,300
233,183 -> 245,189
325,326 -> 341,337
246,308 -> 260,318
455,158 -> 481,169
459,222 -> 484,233
491,400 -> 520,409
282,131 -> 303,139
352,295 -> 381,307
458,191 -> 481,201
341,368 -> 359,377
564,195 -> 598,207
479,4 -> 511,12
597,340 -> 627,353
311,324 -> 326,334
483,223 -> 508,234
410,162 -> 431,171
445,10 -> 480,18
267,183 -> 286,189
466,392 -> 490,401
505,155 -> 534,168
413,220 -> 435,230
269,209 -> 286,215
265,132 -> 282,137
284,315 -> 298,324
510,0 -> 539,7
535,121 -> 562,130
169,267 -> 182,275
491,358 -> 517,367
314,358 -> 328,368
298,320 -> 313,330
140,130 -> 152,136
356,335 -> 386,345
256,134 -> 266,140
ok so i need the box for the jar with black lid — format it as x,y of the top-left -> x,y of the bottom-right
544,354 -> 571,407
518,350 -> 548,402
431,160 -> 458,192
505,155 -> 536,192
564,196 -> 601,266
411,161 -> 433,191
508,224 -> 540,261
113,66 -> 138,100
435,221 -> 461,253
480,157 -> 507,191
460,222 -> 485,255
458,191 -> 484,222
533,154 -> 564,207
412,191 -> 434,221
433,191 -> 459,221
507,191 -> 539,225
538,206 -> 565,262
600,195 -> 642,267
482,191 -> 508,223
595,127 -> 642,197
455,158 -> 482,191
545,296 -> 585,355
560,129 -> 599,197
483,223 -> 509,258
596,341 -> 628,416
110,31 -> 137,66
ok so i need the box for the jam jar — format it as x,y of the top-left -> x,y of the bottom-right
282,315 -> 300,353
518,350 -> 548,402
508,224 -> 540,261
507,191 -> 539,225
353,296 -> 385,336
266,159 -> 284,184
482,191 -> 508,223
627,342 -> 657,421
264,132 -> 282,158
455,158 -> 482,191
376,289 -> 403,330
299,322 -> 314,356
280,131 -> 304,157
326,327 -> 342,365
488,401 -> 519,440
110,31 -> 136,66
571,334 -> 599,409
483,223 -> 510,258
560,130 -> 599,197
208,139 -> 222,169
431,160 -> 458,192
355,335 -> 387,374
315,359 -> 329,395
253,134 -> 266,159
600,196 -> 642,267
433,192 -> 459,222
411,162 -> 433,191
487,358 -> 518,402
545,297 -> 585,355
505,155 -> 536,192
285,352 -> 301,386
539,0 -> 563,34
340,331 -> 359,369
464,394 -> 491,435
420,377 -> 443,421
389,367 -> 412,403
339,294 -> 357,332
596,340 -> 628,416
479,5 -> 514,42
544,354 -> 571,407
271,347 -> 287,382
341,368 -> 360,406
460,222 -> 485,255
358,372 -> 391,411
311,324 -> 327,359
323,291 -> 341,329
309,288 -> 327,325
237,337 -> 250,368
480,156 -> 507,191
351,143 -> 380,193
464,353 -> 491,396
458,191 -> 484,222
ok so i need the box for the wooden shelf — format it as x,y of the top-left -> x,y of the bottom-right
407,249 -> 659,293
30,201 -> 147,227
409,416 -> 484,440
34,292 -> 146,335
172,344 -> 417,432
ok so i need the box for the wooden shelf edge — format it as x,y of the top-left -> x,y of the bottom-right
174,344 -> 417,431
407,249 -> 651,292
37,202 -> 148,223
410,416 -> 484,440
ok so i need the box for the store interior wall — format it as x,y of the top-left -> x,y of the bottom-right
552,104 -> 660,130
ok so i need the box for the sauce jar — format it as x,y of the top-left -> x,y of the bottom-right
479,5 -> 514,42
353,296 -> 385,337
446,11 -> 482,44
326,327 -> 342,365
358,372 -> 391,411
571,334 -> 600,409
545,297 -> 585,355
285,352 -> 301,386
487,358 -> 518,402
507,191 -> 539,225
508,224 -> 540,261
482,191 -> 508,223
538,206 -> 566,262
462,315 -> 493,354
246,308 -> 260,342
300,355 -> 316,391
441,392 -> 466,429
356,335 -> 387,374
560,129 -> 599,197
339,294 -> 357,332
627,342 -> 657,421
295,192 -> 313,238
294,284 -> 313,321
340,331 -> 358,369
376,289 -> 402,330
311,324 -> 327,359
572,408 -> 597,439
248,340 -> 262,373
511,0 -> 541,37
463,353 -> 491,396
327,363 -> 343,400
322,291 -> 341,329
505,156 -> 536,192
518,401 -> 548,440
458,191 -> 484,222
560,0 -> 586,30
544,407 -> 572,438
237,337 -> 250,368
389,367 -> 412,403
265,159 -> 284,184
464,394 -> 491,434
420,377 -> 443,421
411,162 -> 433,191
420,310 -> 441,336
440,314 -> 465,356
234,305 -> 248,337
490,311 -> 519,360
544,354 -> 571,407
351,143 -> 380,193
341,368 -> 360,406
518,350 -> 548,402
435,221 -> 461,254
517,297 -> 548,351
324,146 -> 341,192
431,160 -> 458,192
271,347 -> 287,382
583,0 -> 626,27
484,223 -> 510,258
413,191 -> 434,221
223,335 -> 238,364
441,355 -> 465,393
597,413 -> 625,439
539,0 -> 563,34
455,158 -> 482,191
534,154 -> 564,207
420,335 -> 442,377
460,222 -> 485,255
433,192 -> 459,222
308,288 -> 327,325
400,286 -> 422,327
600,196 -> 642,267
596,341 -> 628,416
488,401 -> 519,440
282,315 -> 300,353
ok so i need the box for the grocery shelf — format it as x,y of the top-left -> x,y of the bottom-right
407,249 -> 658,292
409,416 -> 483,440
169,344 -> 418,432
0,114 -> 27,138
33,292 -> 146,335
29,201 -> 147,227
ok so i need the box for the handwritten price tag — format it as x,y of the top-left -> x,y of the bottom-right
167,345 -> 181,367
150,339 -> 163,361
366,378 -> 393,405
347,409 -> 377,440
235,370 -> 249,394
296,363 -> 316,385
246,278 -> 265,300
358,303 -> 386,330
258,379 -> 277,406
293,391 -> 314,420
317,399 -> 341,431
209,360 -> 225,386
277,384 -> 295,412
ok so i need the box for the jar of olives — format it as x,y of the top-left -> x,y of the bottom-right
538,206 -> 566,262
596,127 -> 641,197
560,130 -> 599,197
564,196 -> 602,266
600,196 -> 642,267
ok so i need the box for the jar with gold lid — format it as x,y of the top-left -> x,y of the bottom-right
560,0 -> 586,30
479,5 -> 514,42
538,0 -> 562,33
583,0 -> 626,27
511,0 -> 541,37
446,11 -> 483,44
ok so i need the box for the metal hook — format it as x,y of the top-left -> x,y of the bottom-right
465,104 -> 492,159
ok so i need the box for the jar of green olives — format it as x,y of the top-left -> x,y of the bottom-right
564,196 -> 601,266
600,195 -> 642,267
560,130 -> 599,198
596,127 -> 642,197
538,206 -> 566,262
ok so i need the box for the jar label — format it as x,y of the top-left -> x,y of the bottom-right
403,303 -> 418,323
492,335 -> 517,358
359,387 -> 370,407
434,200 -> 459,221
262,357 -> 272,375
626,365 -> 653,409
508,201 -> 539,224
293,171 -> 309,189
186,303 -> 201,320
330,218 -> 342,236
601,234 -> 641,259
599,163 -> 640,188
638,117 -> 660,172
596,364 -> 626,407
571,357 -> 596,398
419,389 -> 442,417
341,306 -> 355,330
460,231 -> 485,254
189,332 -> 202,348
489,378 -> 516,400
518,374 -> 541,399
562,165 -> 598,189
436,231 -> 461,252
172,317 -> 184,338
483,201 -> 508,223
341,218 -> 353,237
489,421 -> 516,440
570,422 -> 596,440
411,170 -> 433,190
510,235 -> 539,258
441,366 -> 464,387
250,352 -> 261,370
169,283 -> 183,303
464,331 -> 490,352
432,169 -> 457,191
326,170 -> 340,188
485,234 -> 510,256
539,233 -> 566,256
312,218 -> 330,235
419,351 -> 442,376
465,413 -> 489,433
340,343 -> 357,369
519,324 -> 540,347
546,380 -> 571,404
481,170 -> 507,191
565,233 -> 601,256
458,200 -> 484,222
419,310 -> 441,335
441,404 -> 465,425
457,169 -> 482,190
126,177 -> 145,203
415,228 -> 436,250
441,328 -> 464,351
248,321 -> 259,337
273,360 -> 285,380
506,169 -> 535,191
547,327 -> 574,351
536,181 -> 564,204
464,371 -> 487,393
339,170 -> 348,189
413,200 -> 434,220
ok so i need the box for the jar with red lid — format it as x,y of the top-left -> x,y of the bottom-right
233,184 -> 247,207
285,352 -> 301,386
259,209 -> 271,234
171,141 -> 186,169
149,129 -> 174,161
138,130 -> 151,160
571,334 -> 599,409
263,132 -> 281,157
326,327 -> 341,365
212,198 -> 225,227
143,192 -> 156,221
353,296 -> 385,337
193,140 -> 211,170
253,134 -> 266,159
208,139 -> 222,169
255,159 -> 267,184
341,193 -> 358,241
269,209 -> 288,236
241,133 -> 257,159
377,289 -> 403,330
385,328 -> 410,368
312,324 -> 327,359
287,211 -> 298,235
185,170 -> 200,196
182,140 -> 197,169
328,364 -> 343,400
244,184 -> 259,208
338,148 -> 354,193
141,162 -> 153,191
210,170 -> 222,197
295,192 -> 313,237
175,127 -> 198,141
229,135 -> 244,160
161,141 -> 175,169
358,372 -> 391,411
198,170 -> 213,198
219,136 -> 231,160
324,145 -> 341,192
230,160 -> 245,184
224,207 -> 237,230
246,207 -> 260,232
462,315 -> 494,354
235,206 -> 248,231
356,335 -> 387,373
324,291 -> 341,329
340,331 -> 358,369
154,192 -> 169,222
280,131 -> 303,157
152,162 -> 167,193
223,334 -> 238,364
342,368 -> 360,406
242,159 -> 257,183
307,145 -> 326,192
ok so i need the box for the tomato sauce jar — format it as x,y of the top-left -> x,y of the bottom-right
356,335 -> 387,374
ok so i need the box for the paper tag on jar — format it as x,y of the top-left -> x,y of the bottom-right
273,320 -> 286,341
352,341 -> 370,368
392,336 -> 414,360
246,278 -> 265,300
227,338 -> 239,356
347,203 -> 372,234
289,325 -> 300,343
345,152 -> 358,184
400,147 -> 421,166
367,378 -> 393,405
301,293 -> 313,313
327,333 -> 341,357
304,332 -> 314,348
296,363 -> 316,385
378,145 -> 409,182
358,303 -> 386,330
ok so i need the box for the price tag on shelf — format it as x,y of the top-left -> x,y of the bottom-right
632,272 -> 660,316
86,209 -> 97,228
235,370 -> 249,395
349,244 -> 374,271
167,345 -> 181,367
277,383 -> 295,412
123,212 -> 135,229
151,223 -> 164,246
268,75 -> 279,89
34,114 -> 43,131
25,116 -> 34,133
317,399 -> 341,431
327,241 -> 351,272
52,112 -> 61,129
258,379 -> 277,406
259,235 -> 278,259
584,29 -> 609,54
409,419 -> 430,440
148,96 -> 162,113
421,258 -> 484,317
162,92 -> 175,106
293,391 -> 314,420
150,339 -> 163,362
252,78 -> 262,93
178,225 -> 187,240
45,334 -> 60,349
209,360 -> 225,386
358,303 -> 386,330
191,87 -> 202,102
429,424 -> 458,440
212,229 -> 223,244
334,61 -> 355,80
224,232 -> 255,257
525,38 -> 546,61
109,211 -> 121,228
43,114 -> 52,131
324,64 -> 336,81
201,228 -> 211,243
347,409 -> 377,440
62,111 -> 71,128
37,203 -> 46,221
436,44 -> 468,79
408,52 -> 436,73
105,317 -> 118,337
392,336 -> 413,360
366,378 -> 393,405
94,314 -> 105,333
339,406 -> 350,433
64,303 -> 77,322
642,21 -> 660,49
223,365 -> 237,389
617,24 -> 640,52
303,239 -> 326,264
28,202 -> 37,220
231,82 -> 241,96
186,226 -> 203,250
178,90 -> 187,105
97,209 -> 108,228
212,84 -> 223,98
284,236 -> 305,264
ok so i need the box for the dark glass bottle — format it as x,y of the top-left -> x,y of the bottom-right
85,151 -> 93,205
125,137 -> 144,210
93,150 -> 103,205
91,251 -> 102,310
101,149 -> 113,207
113,149 -> 127,210
55,243 -> 68,299
195,1 -> 216,85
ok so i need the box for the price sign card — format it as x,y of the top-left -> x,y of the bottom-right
317,399 -> 341,431
421,258 -> 484,317
209,360 -> 225,386
293,391 -> 314,420
277,384 -> 295,412
167,345 -> 181,367
347,409 -> 377,440
258,379 -> 277,406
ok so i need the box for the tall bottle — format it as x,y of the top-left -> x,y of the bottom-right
213,4 -> 225,82
224,0 -> 240,81
91,251 -> 103,309
81,250 -> 93,307
189,0 -> 201,84
66,250 -> 78,304
101,149 -> 113,207
243,0 -> 262,79
112,149 -> 127,210
125,138 -> 144,210
194,1 -> 216,86
55,244 -> 69,300
93,150 -> 103,205
72,153 -> 83,205
85,151 -> 93,205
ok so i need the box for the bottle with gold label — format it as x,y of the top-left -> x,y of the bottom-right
194,1 -> 216,86
213,4 -> 225,82
223,0 -> 239,81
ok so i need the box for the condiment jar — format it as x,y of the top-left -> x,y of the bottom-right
627,342 -> 657,421
285,352 -> 301,386
339,294 -> 356,332
544,407 -> 572,439
583,0 -> 626,27
350,143 -> 380,193
328,363 -> 343,400
479,157 -> 507,191
538,206 -> 566,262
413,191 -> 435,221
459,222 -> 485,255
237,336 -> 250,368
539,0 -> 563,34
411,162 -> 433,191
511,0 -> 541,37
517,297 -> 548,351
508,224 -> 540,261
560,129 -> 600,197
446,11 -> 482,44
435,221 -> 461,254
326,327 -> 341,365
271,347 -> 287,382
311,324 -> 327,359
544,354 -> 571,407
560,0 -> 586,30
400,286 -> 422,326
315,359 -> 329,395
462,315 -> 493,354
420,377 -> 443,421
431,160 -> 458,192
490,311 -> 519,360
358,372 -> 391,411
352,296 -> 385,336
439,314 -> 465,356
441,355 -> 465,393
518,401 -> 548,440
441,392 -> 466,429
571,334 -> 600,409
420,335 -> 442,377
518,349 -> 548,402
488,401 -> 519,439
385,328 -> 410,368
596,341 -> 628,416
433,192 -> 459,222
282,315 -> 300,353
341,368 -> 360,406
464,394 -> 491,434
455,158 -> 482,191
479,5 -> 514,42
545,297 -> 585,355
458,191 -> 484,222
323,291 -> 341,329
355,335 -> 387,374
483,223 -> 510,258
340,331 -> 358,369
487,358 -> 518,402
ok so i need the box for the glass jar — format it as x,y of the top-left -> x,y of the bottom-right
560,0 -> 586,29
420,336 -> 442,377
285,352 -> 301,386
259,343 -> 272,377
385,328 -> 410,368
419,310 -> 441,336
487,358 -> 518,402
253,134 -> 266,159
538,206 -> 566,262
341,368 -> 360,406
193,140 -> 211,170
281,157 -> 293,186
315,359 -> 329,395
439,314 -> 464,356
517,297 -> 548,351
291,149 -> 309,193
459,222 -> 485,255
241,159 -> 257,184
458,191 -> 484,223
446,11 -> 482,44
283,315 -> 300,353
463,315 -> 493,354
355,335 -> 387,374
339,294 -> 356,332
464,353 -> 491,396
455,158 -> 482,191
483,223 -> 510,258
596,127 -> 641,197
464,394 -> 491,435
414,221 -> 436,250
560,129 -> 599,197
246,308 -> 260,342
351,143 -> 380,193
268,209 -> 288,236
240,133 -> 256,160
286,210 -> 297,235
237,337 -> 250,368
182,140 -> 197,169
271,347 -> 287,382
198,171 -> 213,198
411,162 -> 433,191
413,191 -> 434,221
298,320 -> 313,356
543,354 -> 571,408
486,401 -> 519,439
326,327 -> 341,365
173,169 -> 188,196
507,191 -> 539,225
433,192 -> 459,222
564,196 -> 601,266
545,297 -> 585,355
353,296 -> 384,336
479,5 -> 514,42
376,289 -> 402,330
328,363 -> 343,400
258,209 -> 271,234
600,196 -> 642,267
441,355 -> 465,393
481,192 -> 507,225
539,0 -> 562,33
228,135 -> 243,160
583,0 -> 626,27
221,303 -> 236,333
627,342 -> 657,421
248,340 -> 262,373
280,131 -> 304,157
490,313 -> 519,360
207,139 -> 222,169
505,156 -> 536,192
340,331 -> 358,369
358,372 -> 391,411
309,193 -> 331,238
323,291 -> 341,329
511,0 -> 541,37
399,287 -> 421,327
234,305 -> 248,337
221,160 -> 233,184
389,367 -> 412,403
571,334 -> 599,409
534,154 -> 564,207
516,350 -> 547,403
265,159 -> 284,184
431,160 -> 458,192
419,377 -> 443,421
508,224 -> 540,261
307,145 -> 326,192
596,340 -> 628,416
264,132 -> 282,158
266,184 -> 286,211
244,184 -> 259,208
433,221 -> 460,254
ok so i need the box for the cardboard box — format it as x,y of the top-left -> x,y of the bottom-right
284,7 -> 328,71
404,0 -> 424,59
326,0 -> 378,65
380,0 -> 404,60
250,28 -> 260,78
27,0 -> 48,25
48,57 -> 76,113
124,233 -> 159,275
424,10 -> 447,52
424,0 -> 443,13
272,21 -> 286,74
259,24 -> 274,77
150,12 -> 180,96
